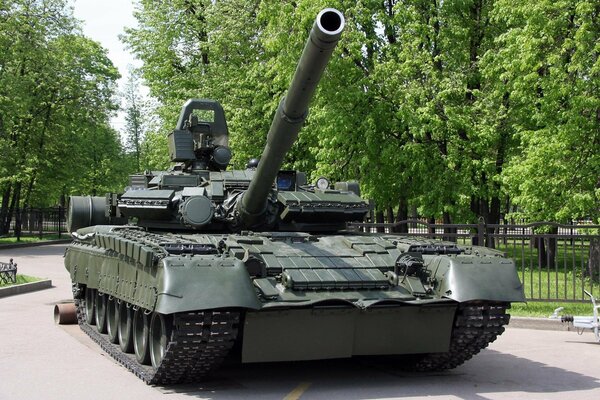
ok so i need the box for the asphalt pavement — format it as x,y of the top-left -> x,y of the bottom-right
1,244 -> 599,400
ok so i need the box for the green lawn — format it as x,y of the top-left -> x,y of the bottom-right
0,274 -> 42,288
510,301 -> 596,318
0,234 -> 64,245
497,239 -> 599,301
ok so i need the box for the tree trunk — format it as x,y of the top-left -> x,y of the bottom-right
442,211 -> 456,242
365,201 -> 375,233
22,171 -> 37,209
428,216 -> 436,239
534,227 -> 558,269
7,182 -> 22,235
375,210 -> 385,233
393,197 -> 409,234
0,184 -> 12,235
386,207 -> 394,225
14,205 -> 22,241
545,226 -> 558,270
470,195 -> 479,223
486,196 -> 501,249
410,204 -> 418,231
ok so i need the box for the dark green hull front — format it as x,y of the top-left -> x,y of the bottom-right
242,305 -> 456,363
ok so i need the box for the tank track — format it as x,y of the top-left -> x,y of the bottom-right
413,302 -> 510,371
74,299 -> 239,385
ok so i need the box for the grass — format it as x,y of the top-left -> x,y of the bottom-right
498,239 -> 599,302
0,234 -> 64,245
510,301 -> 596,318
0,274 -> 42,288
517,269 -> 599,301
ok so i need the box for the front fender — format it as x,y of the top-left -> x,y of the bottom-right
433,256 -> 525,303
154,256 -> 261,314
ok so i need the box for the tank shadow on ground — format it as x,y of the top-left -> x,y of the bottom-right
154,350 -> 600,400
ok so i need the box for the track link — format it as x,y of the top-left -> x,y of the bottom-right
75,299 -> 239,385
413,302 -> 510,371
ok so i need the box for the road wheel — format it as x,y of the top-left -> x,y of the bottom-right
118,302 -> 134,353
85,288 -> 96,325
133,308 -> 150,365
149,312 -> 173,368
106,297 -> 119,344
95,292 -> 107,333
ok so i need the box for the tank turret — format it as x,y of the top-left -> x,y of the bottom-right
68,7 -> 368,233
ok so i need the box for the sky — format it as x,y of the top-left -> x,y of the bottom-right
71,0 -> 140,130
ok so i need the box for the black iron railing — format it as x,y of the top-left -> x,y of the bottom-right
0,259 -> 17,285
4,207 -> 66,240
2,206 -> 599,302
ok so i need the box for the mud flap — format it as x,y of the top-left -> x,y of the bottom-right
435,258 -> 526,302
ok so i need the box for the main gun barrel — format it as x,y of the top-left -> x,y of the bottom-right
239,8 -> 345,226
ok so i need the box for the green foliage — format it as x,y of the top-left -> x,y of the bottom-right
488,0 -> 600,222
122,67 -> 147,172
123,0 -> 599,223
0,0 -> 125,215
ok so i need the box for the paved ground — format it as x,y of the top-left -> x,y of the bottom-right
1,244 -> 599,400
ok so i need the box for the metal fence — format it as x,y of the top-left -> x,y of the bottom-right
349,219 -> 600,303
2,206 -> 599,302
0,259 -> 17,284
4,207 -> 66,240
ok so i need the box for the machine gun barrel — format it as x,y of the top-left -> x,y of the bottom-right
239,8 -> 345,226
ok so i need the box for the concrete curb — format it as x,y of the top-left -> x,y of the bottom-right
508,316 -> 572,331
0,239 -> 71,250
0,279 -> 53,298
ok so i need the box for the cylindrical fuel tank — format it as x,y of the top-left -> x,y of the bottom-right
67,196 -> 108,232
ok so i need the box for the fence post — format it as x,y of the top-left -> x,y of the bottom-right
15,207 -> 21,242
58,206 -> 62,239
38,210 -> 43,239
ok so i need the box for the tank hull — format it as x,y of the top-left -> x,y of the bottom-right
64,226 -> 523,383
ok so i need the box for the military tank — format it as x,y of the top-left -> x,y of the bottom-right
64,8 -> 525,385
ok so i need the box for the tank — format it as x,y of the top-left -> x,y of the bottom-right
64,8 -> 525,385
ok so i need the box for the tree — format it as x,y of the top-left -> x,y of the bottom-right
0,0 -> 123,233
123,0 -> 273,169
124,0 -> 599,226
487,0 -> 600,223
122,66 -> 147,172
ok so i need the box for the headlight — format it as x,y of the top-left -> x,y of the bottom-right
315,177 -> 330,190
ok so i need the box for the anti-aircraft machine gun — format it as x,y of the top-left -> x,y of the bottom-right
63,8 -> 525,385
